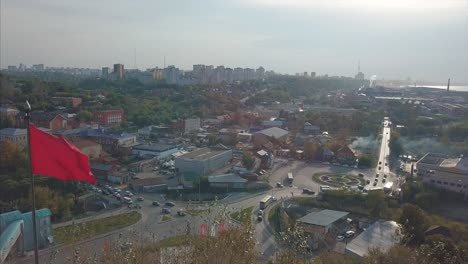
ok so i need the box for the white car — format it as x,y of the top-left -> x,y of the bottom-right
336,235 -> 345,241
345,230 -> 355,238
272,196 -> 277,201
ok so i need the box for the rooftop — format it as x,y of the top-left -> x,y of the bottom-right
208,174 -> 247,183
0,128 -> 26,136
417,152 -> 449,166
91,163 -> 113,171
133,144 -> 177,152
177,147 -> 231,161
298,209 -> 349,227
255,127 -> 289,139
346,221 -> 401,257
439,158 -> 468,174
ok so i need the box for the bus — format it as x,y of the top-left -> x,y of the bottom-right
259,195 -> 273,209
287,172 -> 293,182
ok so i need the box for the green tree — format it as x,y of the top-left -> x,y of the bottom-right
76,110 -> 93,122
242,152 -> 255,170
366,191 -> 387,217
398,203 -> 428,245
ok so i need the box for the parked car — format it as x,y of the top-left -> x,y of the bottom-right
125,191 -> 133,197
373,182 -> 377,186
345,231 -> 355,238
161,208 -> 171,214
152,201 -> 160,206
276,182 -> 284,188
366,180 -> 371,184
137,196 -> 144,201
165,201 -> 175,207
257,215 -> 263,222
258,210 -> 263,216
177,210 -> 186,216
336,235 -> 345,241
302,188 -> 315,195
384,175 -> 387,178
379,161 -> 382,165
272,196 -> 277,201
378,166 -> 381,170
358,173 -> 364,177
382,178 -> 386,183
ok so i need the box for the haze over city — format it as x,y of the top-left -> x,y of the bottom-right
1,0 -> 467,83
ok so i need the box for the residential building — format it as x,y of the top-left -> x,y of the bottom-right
345,221 -> 401,259
0,107 -> 19,118
208,174 -> 247,189
16,112 -> 68,130
92,109 -> 124,126
297,209 -> 349,234
336,146 -> 357,164
101,67 -> 110,79
0,128 -> 27,147
184,118 -> 200,134
50,97 -> 82,108
113,64 -> 124,80
132,144 -> 178,159
424,225 -> 461,242
416,153 -> 468,197
81,128 -> 137,155
0,208 -> 52,262
175,146 -> 233,177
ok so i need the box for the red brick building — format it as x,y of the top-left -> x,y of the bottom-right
16,112 -> 69,130
92,109 -> 124,126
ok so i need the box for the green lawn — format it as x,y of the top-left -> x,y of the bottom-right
186,208 -> 210,216
230,206 -> 254,225
53,211 -> 141,244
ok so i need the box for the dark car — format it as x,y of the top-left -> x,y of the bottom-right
358,173 -> 364,177
302,188 -> 315,195
152,201 -> 160,206
257,215 -> 263,222
366,180 -> 370,184
276,182 -> 284,188
161,208 -> 171,214
165,201 -> 176,207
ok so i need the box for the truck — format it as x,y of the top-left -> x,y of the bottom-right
287,172 -> 293,183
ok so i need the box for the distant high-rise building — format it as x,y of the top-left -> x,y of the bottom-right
7,66 -> 17,71
447,78 -> 450,92
102,67 -> 110,79
18,63 -> 27,71
355,72 -> 364,80
32,64 -> 44,71
256,67 -> 265,79
310,72 -> 316,78
113,64 -> 125,80
164,66 -> 179,84
304,72 -> 308,77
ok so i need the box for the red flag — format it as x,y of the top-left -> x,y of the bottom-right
219,223 -> 225,233
29,125 -> 96,184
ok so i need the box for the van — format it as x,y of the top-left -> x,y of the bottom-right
123,197 -> 132,204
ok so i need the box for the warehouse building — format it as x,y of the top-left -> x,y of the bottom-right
345,221 -> 401,259
416,153 -> 468,198
175,146 -> 232,177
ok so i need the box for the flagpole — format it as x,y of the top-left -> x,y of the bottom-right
25,101 -> 40,264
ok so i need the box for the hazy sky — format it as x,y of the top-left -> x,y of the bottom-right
1,0 -> 467,83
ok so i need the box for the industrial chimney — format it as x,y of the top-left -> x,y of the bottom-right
447,78 -> 450,92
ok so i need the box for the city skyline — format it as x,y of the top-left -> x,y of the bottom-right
1,0 -> 467,83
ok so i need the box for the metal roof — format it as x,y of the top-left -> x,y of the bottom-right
255,127 -> 289,139
345,221 -> 401,257
208,174 -> 247,183
0,128 -> 27,136
0,211 -> 22,230
298,209 -> 349,227
133,144 -> 177,152
21,208 -> 52,222
177,147 -> 231,161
